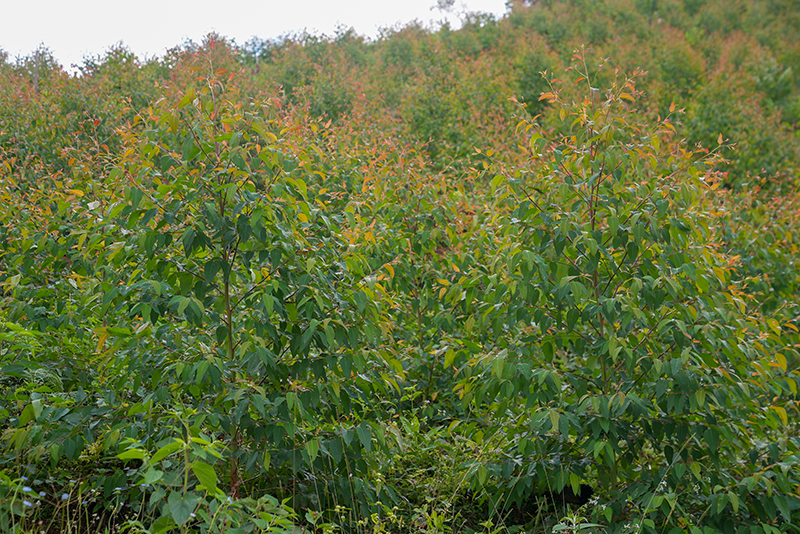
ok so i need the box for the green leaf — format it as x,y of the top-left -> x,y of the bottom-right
151,441 -> 183,465
144,467 -> 164,485
176,297 -> 190,316
204,259 -> 221,284
329,439 -> 343,463
774,494 -> 791,522
177,87 -> 196,109
569,473 -> 581,495
325,323 -> 335,348
181,228 -> 196,256
704,428 -> 719,451
306,438 -> 320,462
609,216 -> 619,235
19,404 -> 36,425
263,294 -> 274,316
492,352 -> 505,378
672,464 -> 686,483
566,308 -> 579,330
180,136 -> 194,162
151,515 -> 176,534
356,423 -> 372,453
354,290 -> 367,314
543,342 -> 554,361
129,187 -> 144,209
192,462 -> 218,493
558,274 -> 578,289
477,464 -> 488,486
215,326 -> 229,345
118,448 -> 146,461
236,214 -> 252,243
302,319 -> 319,347
168,491 -> 201,526
107,326 -> 132,336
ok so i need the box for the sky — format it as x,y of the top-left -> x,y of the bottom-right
1,0 -> 509,71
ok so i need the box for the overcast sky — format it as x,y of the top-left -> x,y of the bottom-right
1,0 -> 509,70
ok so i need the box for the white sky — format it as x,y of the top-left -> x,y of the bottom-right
1,0 -> 509,70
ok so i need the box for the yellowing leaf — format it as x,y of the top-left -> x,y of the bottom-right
728,491 -> 739,513
695,390 -> 706,408
96,333 -> 108,352
305,438 -> 319,461
767,319 -> 782,336
771,406 -> 788,426
177,87 -> 196,109
775,353 -> 787,373
549,409 -> 560,431
690,462 -> 702,481
444,349 -> 456,368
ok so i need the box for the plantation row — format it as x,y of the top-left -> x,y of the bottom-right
1,1 -> 799,533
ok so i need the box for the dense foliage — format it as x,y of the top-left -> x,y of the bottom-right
1,1 -> 799,533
